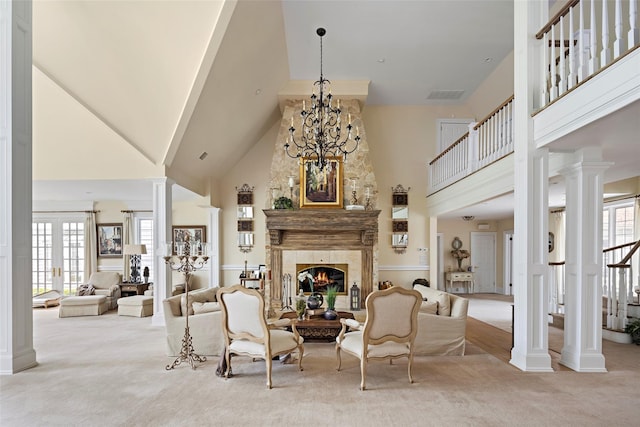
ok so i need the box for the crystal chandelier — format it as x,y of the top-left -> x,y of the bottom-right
284,27 -> 360,171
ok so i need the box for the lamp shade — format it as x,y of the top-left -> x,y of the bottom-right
123,244 -> 147,255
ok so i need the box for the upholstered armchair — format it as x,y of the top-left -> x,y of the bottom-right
217,285 -> 304,389
84,272 -> 122,310
336,286 -> 422,390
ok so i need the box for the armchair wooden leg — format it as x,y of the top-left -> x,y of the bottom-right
224,350 -> 232,379
298,345 -> 304,371
266,356 -> 272,389
335,345 -> 342,371
407,354 -> 414,384
360,358 -> 367,391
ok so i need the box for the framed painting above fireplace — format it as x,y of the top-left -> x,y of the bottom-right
300,156 -> 343,209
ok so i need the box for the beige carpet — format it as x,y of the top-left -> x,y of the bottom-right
1,299 -> 638,426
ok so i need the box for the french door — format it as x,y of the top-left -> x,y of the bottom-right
32,216 -> 85,296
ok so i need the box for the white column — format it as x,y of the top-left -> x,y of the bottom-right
428,217 -> 439,290
207,207 -> 220,288
510,0 -> 552,372
559,148 -> 610,372
0,0 -> 37,374
151,178 -> 173,327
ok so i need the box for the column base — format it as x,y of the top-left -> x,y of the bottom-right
0,348 -> 37,375
560,349 -> 607,372
510,349 -> 554,372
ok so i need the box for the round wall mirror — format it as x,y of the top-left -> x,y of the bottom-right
452,237 -> 463,250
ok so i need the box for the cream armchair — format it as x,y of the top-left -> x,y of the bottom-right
336,286 -> 422,390
217,285 -> 304,389
84,272 -> 122,310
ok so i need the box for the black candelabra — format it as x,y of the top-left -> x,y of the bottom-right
164,239 -> 209,370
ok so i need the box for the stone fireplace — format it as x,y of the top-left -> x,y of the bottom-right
264,209 -> 380,313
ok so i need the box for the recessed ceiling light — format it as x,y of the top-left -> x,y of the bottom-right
484,57 -> 493,63
199,152 -> 208,160
377,58 -> 385,63
255,89 -> 262,95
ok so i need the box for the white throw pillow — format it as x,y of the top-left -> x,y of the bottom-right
413,284 -> 431,300
434,292 -> 451,316
419,300 -> 438,315
180,287 -> 218,316
192,301 -> 221,314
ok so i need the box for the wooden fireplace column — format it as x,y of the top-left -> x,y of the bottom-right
264,209 -> 380,313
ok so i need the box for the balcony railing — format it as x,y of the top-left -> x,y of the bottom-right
537,0 -> 639,109
428,96 -> 514,195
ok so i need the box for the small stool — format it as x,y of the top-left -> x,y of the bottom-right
59,295 -> 108,318
117,295 -> 153,317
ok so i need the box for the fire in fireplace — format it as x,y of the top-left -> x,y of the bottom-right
296,263 -> 347,295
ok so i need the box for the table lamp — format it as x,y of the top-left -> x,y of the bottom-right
124,244 -> 147,283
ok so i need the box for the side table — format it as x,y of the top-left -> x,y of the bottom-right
120,282 -> 150,297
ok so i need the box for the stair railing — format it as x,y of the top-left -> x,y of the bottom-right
604,240 -> 639,331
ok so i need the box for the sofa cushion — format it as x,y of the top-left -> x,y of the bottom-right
413,284 -> 431,300
419,300 -> 438,315
181,287 -> 218,316
413,284 -> 451,316
192,301 -> 221,315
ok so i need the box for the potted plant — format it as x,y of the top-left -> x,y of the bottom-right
625,317 -> 640,345
323,286 -> 338,320
274,196 -> 293,210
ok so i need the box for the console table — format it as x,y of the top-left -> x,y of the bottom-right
120,282 -> 150,297
445,272 -> 474,294
280,311 -> 355,342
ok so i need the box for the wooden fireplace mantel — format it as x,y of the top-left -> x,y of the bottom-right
263,209 -> 381,312
263,209 -> 380,247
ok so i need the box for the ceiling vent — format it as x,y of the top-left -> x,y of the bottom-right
427,90 -> 465,100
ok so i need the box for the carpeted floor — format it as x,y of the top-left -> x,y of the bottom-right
1,295 -> 638,426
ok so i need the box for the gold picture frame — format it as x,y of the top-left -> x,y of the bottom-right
300,156 -> 343,209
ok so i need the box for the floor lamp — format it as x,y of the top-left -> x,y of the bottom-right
124,244 -> 147,283
164,239 -> 209,370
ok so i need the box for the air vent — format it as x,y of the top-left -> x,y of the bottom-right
427,90 -> 465,100
199,152 -> 208,160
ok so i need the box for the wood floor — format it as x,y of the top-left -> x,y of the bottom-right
466,315 -> 568,370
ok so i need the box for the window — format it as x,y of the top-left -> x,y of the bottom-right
32,216 -> 84,296
136,217 -> 154,282
603,201 -> 635,248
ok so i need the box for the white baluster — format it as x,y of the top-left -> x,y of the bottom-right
541,32 -> 549,107
589,0 -> 599,74
629,0 -> 639,48
559,14 -> 567,94
614,0 -> 624,58
577,1 -> 587,82
550,24 -> 558,101
601,0 -> 611,66
568,6 -> 576,89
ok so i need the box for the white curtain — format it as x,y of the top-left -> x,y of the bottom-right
123,211 -> 134,282
84,211 -> 98,281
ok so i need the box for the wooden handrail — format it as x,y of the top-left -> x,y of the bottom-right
603,240 -> 638,254
536,0 -> 581,39
619,240 -> 640,264
473,95 -> 514,130
549,261 -> 565,266
428,132 -> 470,165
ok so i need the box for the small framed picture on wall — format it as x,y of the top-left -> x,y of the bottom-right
97,223 -> 123,257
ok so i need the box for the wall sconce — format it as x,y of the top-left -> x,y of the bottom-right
350,282 -> 361,310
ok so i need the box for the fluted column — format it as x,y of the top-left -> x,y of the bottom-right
151,178 -> 173,327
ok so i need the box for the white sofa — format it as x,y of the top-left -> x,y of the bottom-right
163,287 -> 225,357
412,284 -> 468,356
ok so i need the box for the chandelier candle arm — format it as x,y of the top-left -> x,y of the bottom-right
284,27 -> 361,171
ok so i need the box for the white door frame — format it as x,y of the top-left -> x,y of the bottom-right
437,233 -> 444,290
470,231 -> 497,293
503,230 -> 514,296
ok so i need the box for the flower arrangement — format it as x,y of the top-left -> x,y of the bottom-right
451,249 -> 470,271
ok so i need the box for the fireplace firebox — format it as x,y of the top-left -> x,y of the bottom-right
297,264 -> 347,295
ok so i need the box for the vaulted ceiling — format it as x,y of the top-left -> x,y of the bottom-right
32,0 -> 514,198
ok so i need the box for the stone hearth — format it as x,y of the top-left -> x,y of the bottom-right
264,209 -> 380,313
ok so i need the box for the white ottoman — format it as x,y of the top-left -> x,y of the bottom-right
118,295 -> 153,317
59,295 -> 108,318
